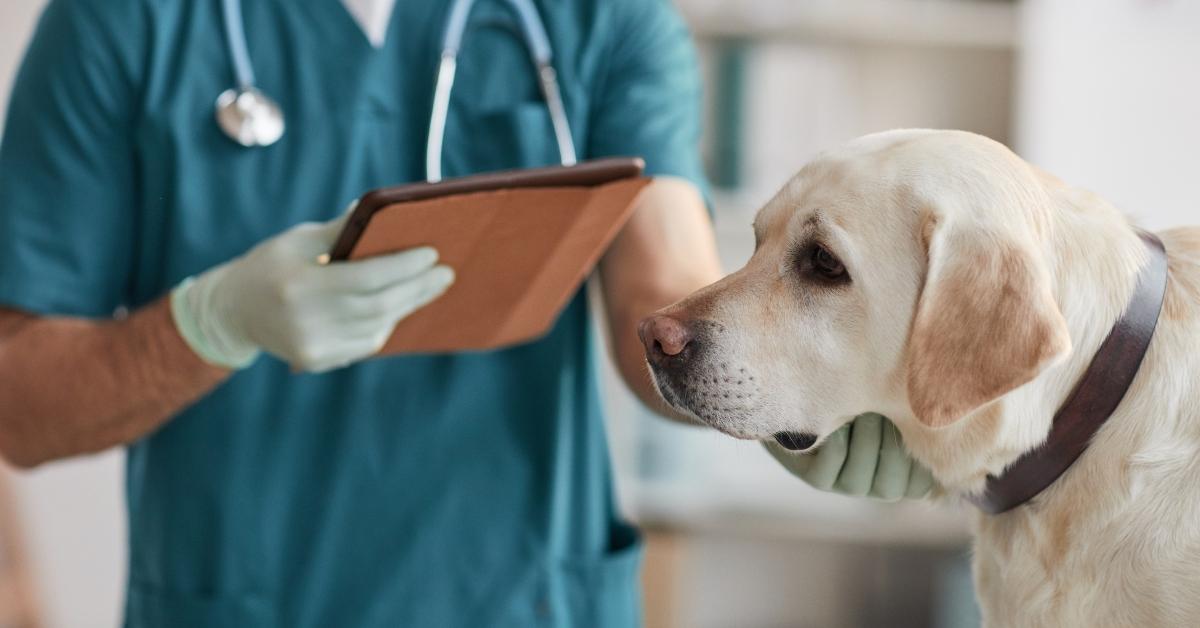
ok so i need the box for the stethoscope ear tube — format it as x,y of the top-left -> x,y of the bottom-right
536,63 -> 577,168
425,55 -> 459,183
425,0 -> 578,182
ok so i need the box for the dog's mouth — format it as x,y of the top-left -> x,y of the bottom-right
649,368 -> 823,451
772,431 -> 818,452
649,369 -> 761,436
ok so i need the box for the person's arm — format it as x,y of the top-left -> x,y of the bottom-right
0,0 -> 183,467
0,302 -> 228,467
599,178 -> 721,421
585,0 -> 721,421
0,214 -> 453,468
0,2 -> 455,467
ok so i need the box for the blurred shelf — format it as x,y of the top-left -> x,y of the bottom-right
621,475 -> 972,549
678,0 -> 1018,50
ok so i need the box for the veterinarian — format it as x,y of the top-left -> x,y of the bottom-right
0,0 -> 720,625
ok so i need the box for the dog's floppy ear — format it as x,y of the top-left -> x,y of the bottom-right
906,217 -> 1071,427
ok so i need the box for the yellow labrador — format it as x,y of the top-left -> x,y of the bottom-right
640,130 -> 1200,627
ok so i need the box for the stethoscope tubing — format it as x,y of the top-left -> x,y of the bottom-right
217,0 -> 577,177
221,0 -> 256,88
426,0 -> 577,181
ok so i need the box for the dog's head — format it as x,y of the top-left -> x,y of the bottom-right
640,130 -> 1071,453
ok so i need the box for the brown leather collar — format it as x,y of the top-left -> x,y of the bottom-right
967,231 -> 1169,515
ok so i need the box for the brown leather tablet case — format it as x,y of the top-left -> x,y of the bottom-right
328,158 -> 650,354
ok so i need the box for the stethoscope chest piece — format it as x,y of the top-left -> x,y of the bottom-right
215,86 -> 285,148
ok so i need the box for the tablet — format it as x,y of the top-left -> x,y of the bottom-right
328,157 -> 649,354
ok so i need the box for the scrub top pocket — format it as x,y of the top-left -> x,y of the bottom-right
552,522 -> 644,628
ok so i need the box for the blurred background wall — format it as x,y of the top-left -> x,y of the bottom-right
1016,0 -> 1200,230
1,1 -> 1197,627
0,4 -> 127,628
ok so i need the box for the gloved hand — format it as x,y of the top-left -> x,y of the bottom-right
170,215 -> 454,372
765,413 -> 936,501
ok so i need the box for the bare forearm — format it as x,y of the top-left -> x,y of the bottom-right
0,298 -> 229,467
600,177 -> 723,423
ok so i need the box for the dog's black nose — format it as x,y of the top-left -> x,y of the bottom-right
774,431 -> 818,451
639,314 -> 696,367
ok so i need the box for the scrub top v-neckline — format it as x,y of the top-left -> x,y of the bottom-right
293,0 -> 401,53
339,0 -> 397,48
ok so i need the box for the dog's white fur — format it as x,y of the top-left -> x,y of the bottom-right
646,130 -> 1200,627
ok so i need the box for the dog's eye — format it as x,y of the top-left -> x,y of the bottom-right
810,245 -> 848,282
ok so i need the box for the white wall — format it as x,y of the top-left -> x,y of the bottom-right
739,42 -> 1012,205
1,2 -> 127,627
0,2 -> 42,122
1017,0 -> 1200,230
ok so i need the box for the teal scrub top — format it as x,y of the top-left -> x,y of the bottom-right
0,0 -> 706,626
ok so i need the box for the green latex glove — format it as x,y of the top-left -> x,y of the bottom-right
171,214 -> 454,372
765,413 -> 936,501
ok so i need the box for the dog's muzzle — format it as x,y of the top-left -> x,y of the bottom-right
639,314 -> 764,429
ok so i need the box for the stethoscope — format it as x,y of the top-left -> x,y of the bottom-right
216,0 -> 577,183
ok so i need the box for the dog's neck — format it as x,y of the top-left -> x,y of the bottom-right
896,184 -> 1152,496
